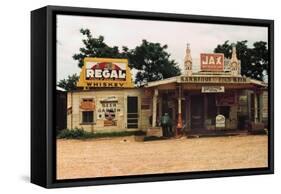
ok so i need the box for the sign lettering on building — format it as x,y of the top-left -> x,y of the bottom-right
202,86 -> 225,93
77,58 -> 134,89
97,96 -> 120,126
179,76 -> 247,83
201,53 -> 224,71
180,76 -> 247,83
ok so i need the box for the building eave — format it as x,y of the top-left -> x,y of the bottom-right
249,78 -> 268,87
145,76 -> 179,88
145,74 -> 268,88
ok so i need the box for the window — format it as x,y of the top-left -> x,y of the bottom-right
82,111 -> 94,123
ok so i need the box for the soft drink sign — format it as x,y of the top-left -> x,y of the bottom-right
200,53 -> 224,72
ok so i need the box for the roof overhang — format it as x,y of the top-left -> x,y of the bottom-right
145,75 -> 267,89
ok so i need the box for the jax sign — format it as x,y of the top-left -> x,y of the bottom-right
200,53 -> 224,72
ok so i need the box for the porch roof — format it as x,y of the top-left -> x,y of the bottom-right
145,74 -> 267,88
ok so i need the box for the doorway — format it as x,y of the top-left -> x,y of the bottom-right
190,95 -> 204,130
127,96 -> 138,128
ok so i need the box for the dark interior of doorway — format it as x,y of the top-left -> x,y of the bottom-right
127,96 -> 138,128
190,95 -> 204,130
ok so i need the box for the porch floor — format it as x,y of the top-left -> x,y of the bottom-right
185,129 -> 266,138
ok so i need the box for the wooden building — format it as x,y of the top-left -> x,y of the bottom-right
67,58 -> 151,132
66,45 -> 268,135
67,88 -> 151,132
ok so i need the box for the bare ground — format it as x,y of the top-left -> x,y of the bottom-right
56,135 -> 268,180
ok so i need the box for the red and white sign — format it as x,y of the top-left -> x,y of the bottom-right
200,53 -> 224,72
85,62 -> 126,80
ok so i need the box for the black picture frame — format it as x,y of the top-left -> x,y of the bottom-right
31,5 -> 274,188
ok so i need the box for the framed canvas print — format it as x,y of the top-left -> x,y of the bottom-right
31,5 -> 274,188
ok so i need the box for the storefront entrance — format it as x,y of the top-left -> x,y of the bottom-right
127,96 -> 138,128
190,95 -> 204,130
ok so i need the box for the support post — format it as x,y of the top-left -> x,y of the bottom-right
176,85 -> 183,136
186,95 -> 190,131
258,91 -> 263,122
152,88 -> 158,127
158,96 -> 162,120
70,92 -> 73,129
254,92 -> 258,123
204,94 -> 208,128
247,91 -> 252,122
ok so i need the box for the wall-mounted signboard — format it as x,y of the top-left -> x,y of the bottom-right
202,86 -> 225,93
180,76 -> 247,83
77,58 -> 134,89
97,96 -> 120,126
201,53 -> 224,72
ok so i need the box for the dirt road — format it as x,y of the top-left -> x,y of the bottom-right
56,135 -> 268,180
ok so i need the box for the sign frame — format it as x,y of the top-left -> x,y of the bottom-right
202,86 -> 225,93
200,53 -> 225,72
31,5 -> 274,188
77,57 -> 134,89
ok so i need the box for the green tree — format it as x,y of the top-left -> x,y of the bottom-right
72,29 -> 180,85
214,40 -> 268,81
73,28 -> 127,68
57,74 -> 79,91
127,40 -> 181,85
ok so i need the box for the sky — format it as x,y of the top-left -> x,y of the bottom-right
56,15 -> 268,82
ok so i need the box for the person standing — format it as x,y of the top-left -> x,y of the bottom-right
160,113 -> 172,138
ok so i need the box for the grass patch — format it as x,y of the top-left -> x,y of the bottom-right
57,128 -> 144,139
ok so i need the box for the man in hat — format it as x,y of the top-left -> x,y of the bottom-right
160,113 -> 172,138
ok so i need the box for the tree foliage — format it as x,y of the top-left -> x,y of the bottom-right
73,28 -> 128,68
57,74 -> 79,91
214,40 -> 268,81
127,40 -> 181,85
72,28 -> 181,85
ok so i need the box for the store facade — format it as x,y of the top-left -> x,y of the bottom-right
67,58 -> 151,132
146,74 -> 267,134
66,45 -> 268,135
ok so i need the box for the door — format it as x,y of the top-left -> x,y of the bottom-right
127,96 -> 138,128
190,95 -> 204,130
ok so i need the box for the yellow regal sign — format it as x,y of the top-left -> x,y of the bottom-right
77,58 -> 134,89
